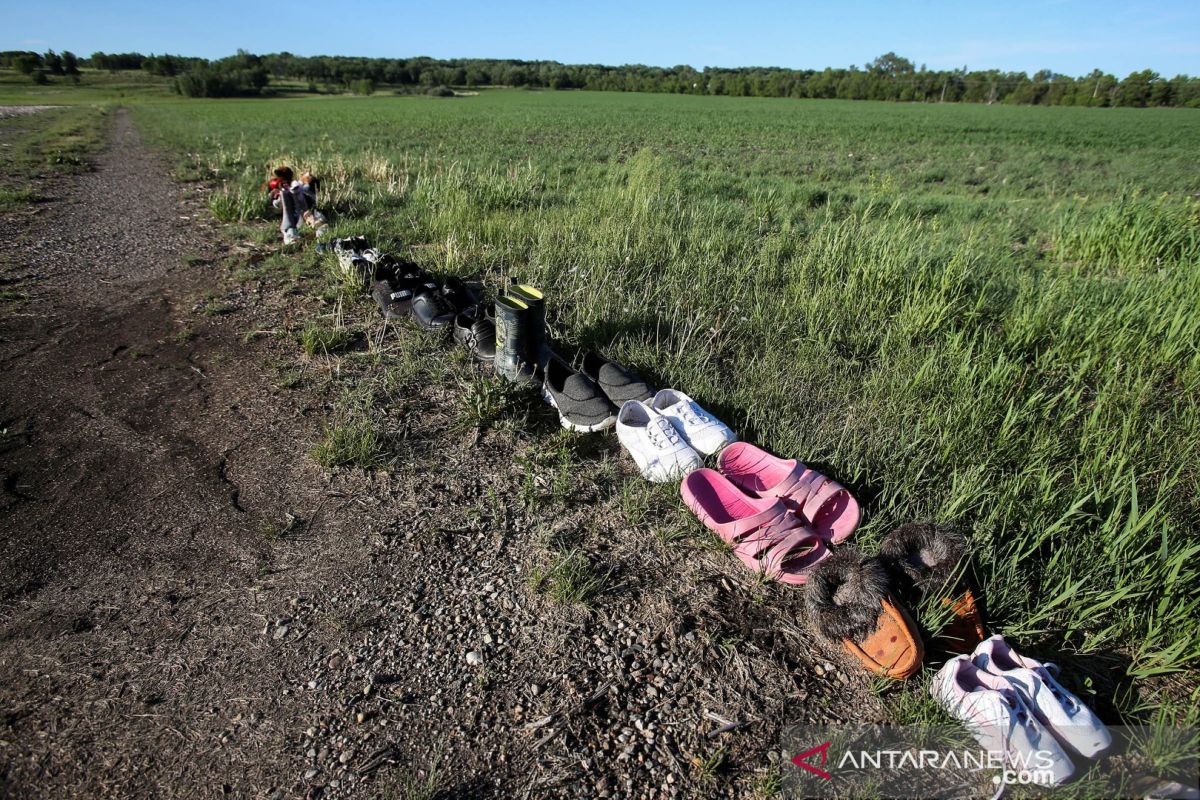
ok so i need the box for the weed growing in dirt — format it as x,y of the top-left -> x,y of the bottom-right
200,293 -> 236,316
693,745 -> 729,786
299,320 -> 353,356
0,187 -> 36,210
458,376 -> 527,432
380,757 -> 441,800
528,548 -> 611,606
311,417 -> 384,469
275,363 -> 306,389
749,766 -> 783,799
256,515 -> 299,541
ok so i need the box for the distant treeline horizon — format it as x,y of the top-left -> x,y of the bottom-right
2,48 -> 1197,107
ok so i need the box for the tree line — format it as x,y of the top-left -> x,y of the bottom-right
2,49 -> 1197,107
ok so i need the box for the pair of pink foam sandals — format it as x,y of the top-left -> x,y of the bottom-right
680,443 -> 860,585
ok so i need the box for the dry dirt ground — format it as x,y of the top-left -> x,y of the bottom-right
0,109 -> 877,799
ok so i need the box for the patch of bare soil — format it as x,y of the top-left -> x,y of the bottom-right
0,110 -> 875,799
0,106 -> 61,120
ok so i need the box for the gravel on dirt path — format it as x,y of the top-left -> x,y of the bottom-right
0,107 -> 389,799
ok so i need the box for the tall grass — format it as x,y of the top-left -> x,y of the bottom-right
1056,194 -> 1200,272
133,93 -> 1200,688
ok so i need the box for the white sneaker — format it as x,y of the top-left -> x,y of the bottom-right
649,389 -> 736,456
282,228 -> 299,245
616,400 -> 703,483
973,635 -> 1112,758
932,655 -> 1075,786
360,248 -> 384,263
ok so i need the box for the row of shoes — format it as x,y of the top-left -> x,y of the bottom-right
328,241 -> 1113,787
334,237 -> 496,355
336,241 -> 868,592
334,239 -> 747,463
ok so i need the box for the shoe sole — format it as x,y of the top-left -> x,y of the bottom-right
543,385 -> 616,433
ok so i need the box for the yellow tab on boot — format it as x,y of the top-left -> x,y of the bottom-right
496,295 -> 529,311
512,285 -> 543,301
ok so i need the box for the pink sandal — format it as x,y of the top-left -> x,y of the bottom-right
717,443 -> 860,544
681,468 -> 828,585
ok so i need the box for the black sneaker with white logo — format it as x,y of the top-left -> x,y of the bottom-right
542,355 -> 618,433
371,262 -> 435,320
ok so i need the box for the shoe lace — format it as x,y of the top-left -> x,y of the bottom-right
999,689 -> 1033,727
1036,663 -> 1079,711
646,417 -> 680,449
678,401 -> 710,426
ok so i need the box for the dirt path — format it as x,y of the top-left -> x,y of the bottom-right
0,109 -> 870,799
0,108 -> 385,798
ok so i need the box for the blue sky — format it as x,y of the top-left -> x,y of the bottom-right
3,0 -> 1198,76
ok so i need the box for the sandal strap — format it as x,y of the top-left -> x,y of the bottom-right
728,515 -> 822,578
787,469 -> 847,522
725,500 -> 791,537
758,462 -> 805,498
802,476 -> 845,522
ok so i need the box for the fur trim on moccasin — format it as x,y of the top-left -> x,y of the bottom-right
805,548 -> 891,643
878,523 -> 967,595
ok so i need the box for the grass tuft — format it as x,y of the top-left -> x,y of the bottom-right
0,187 -> 37,211
311,417 -> 384,470
528,549 -> 611,606
299,321 -> 353,356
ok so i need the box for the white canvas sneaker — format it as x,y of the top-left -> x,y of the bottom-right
931,655 -> 1076,786
616,400 -> 703,483
282,227 -> 299,246
649,389 -> 736,456
973,635 -> 1112,758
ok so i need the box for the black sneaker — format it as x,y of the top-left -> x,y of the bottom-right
441,276 -> 480,313
542,355 -> 618,433
372,264 -> 437,319
453,304 -> 496,361
580,352 -> 654,405
412,285 -> 456,329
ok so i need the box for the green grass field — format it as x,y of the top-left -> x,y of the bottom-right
57,90 -> 1200,715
